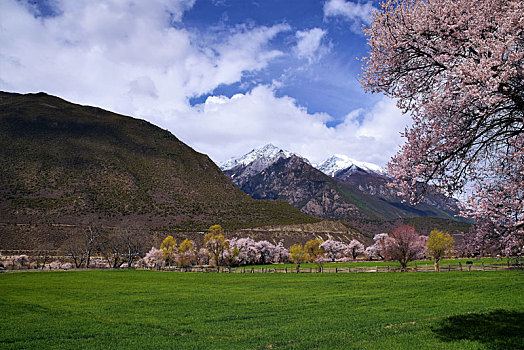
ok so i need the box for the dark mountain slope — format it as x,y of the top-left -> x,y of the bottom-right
0,92 -> 318,249
333,168 -> 461,217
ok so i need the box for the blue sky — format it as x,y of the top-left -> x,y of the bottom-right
184,0 -> 379,121
0,0 -> 411,165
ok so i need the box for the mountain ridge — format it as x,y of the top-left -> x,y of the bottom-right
0,92 -> 320,249
222,144 -> 462,221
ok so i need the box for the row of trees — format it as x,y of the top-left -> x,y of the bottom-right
141,225 -> 311,269
4,223 -> 507,272
138,224 -> 456,272
365,225 -> 454,271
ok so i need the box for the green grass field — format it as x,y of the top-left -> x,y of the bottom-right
241,257 -> 511,270
1,270 -> 523,349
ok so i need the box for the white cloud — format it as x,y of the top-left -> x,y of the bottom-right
0,0 -> 410,168
174,85 -> 410,166
323,0 -> 375,33
294,28 -> 328,62
0,0 -> 289,115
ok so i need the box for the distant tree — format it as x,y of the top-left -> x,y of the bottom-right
221,246 -> 240,268
320,240 -> 347,261
462,221 -> 523,258
304,239 -> 325,270
383,225 -> 426,270
178,239 -> 196,267
121,228 -> 147,268
229,237 -> 258,265
361,0 -> 523,242
62,225 -> 100,268
160,236 -> 177,267
365,233 -> 389,260
197,247 -> 210,265
98,230 -> 125,268
204,225 -> 229,267
143,247 -> 165,269
255,240 -> 277,265
96,228 -> 145,268
274,240 -> 289,263
426,230 -> 455,272
346,240 -> 365,260
33,243 -> 54,270
289,244 -> 308,272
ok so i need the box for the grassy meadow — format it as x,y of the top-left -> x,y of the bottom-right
1,270 -> 523,349
240,257 -> 511,271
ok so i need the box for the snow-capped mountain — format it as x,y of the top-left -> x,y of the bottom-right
219,144 -> 306,171
314,154 -> 385,177
220,145 -> 462,221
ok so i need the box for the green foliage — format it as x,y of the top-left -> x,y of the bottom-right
304,238 -> 324,265
0,270 -> 522,349
427,230 -> 454,259
160,236 -> 177,266
427,230 -> 455,271
289,244 -> 308,266
204,225 -> 228,267
178,239 -> 195,255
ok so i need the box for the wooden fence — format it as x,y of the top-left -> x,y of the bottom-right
158,262 -> 521,274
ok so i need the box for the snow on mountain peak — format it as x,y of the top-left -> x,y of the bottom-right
314,154 -> 385,176
219,144 -> 303,171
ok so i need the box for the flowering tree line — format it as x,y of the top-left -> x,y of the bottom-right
3,222 -> 521,272
2,223 -> 489,272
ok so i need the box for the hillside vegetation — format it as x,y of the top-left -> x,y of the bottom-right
0,92 -> 319,249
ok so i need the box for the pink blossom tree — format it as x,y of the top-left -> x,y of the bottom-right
462,221 -> 523,258
320,240 -> 347,261
383,225 -> 426,269
365,233 -> 389,260
229,237 -> 258,265
346,240 -> 365,260
143,247 -> 165,269
197,248 -> 210,265
361,0 -> 523,246
255,240 -> 277,265
273,240 -> 289,263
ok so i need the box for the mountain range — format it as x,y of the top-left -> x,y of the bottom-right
220,144 -> 461,221
0,92 -> 319,249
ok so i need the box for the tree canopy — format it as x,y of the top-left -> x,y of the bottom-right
426,230 -> 455,271
361,0 -> 523,241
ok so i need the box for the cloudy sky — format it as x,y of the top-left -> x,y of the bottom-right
0,0 -> 411,166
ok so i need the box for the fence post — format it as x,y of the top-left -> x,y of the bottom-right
459,262 -> 462,271
482,262 -> 485,271
335,267 -> 338,273
309,267 -> 312,273
387,265 -> 390,272
448,265 -> 451,272
251,267 -> 254,274
285,266 -> 287,273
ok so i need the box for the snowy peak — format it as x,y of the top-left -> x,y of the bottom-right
219,144 -> 305,171
314,154 -> 385,176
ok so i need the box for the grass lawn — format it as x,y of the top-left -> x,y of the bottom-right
241,257 -> 512,270
1,270 -> 523,349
